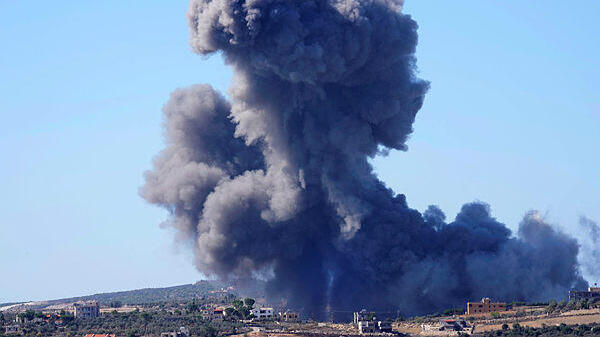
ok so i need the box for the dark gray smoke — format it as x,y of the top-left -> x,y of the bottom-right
142,0 -> 587,317
578,216 -> 600,282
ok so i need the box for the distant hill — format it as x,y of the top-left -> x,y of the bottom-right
0,281 -> 226,311
1,279 -> 266,312
60,280 -> 224,305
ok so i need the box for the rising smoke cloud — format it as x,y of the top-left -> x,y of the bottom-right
578,217 -> 600,282
142,0 -> 588,317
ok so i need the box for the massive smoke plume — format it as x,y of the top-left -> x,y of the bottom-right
142,0 -> 588,317
578,216 -> 600,282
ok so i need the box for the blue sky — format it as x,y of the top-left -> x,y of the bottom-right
1,1 -> 598,303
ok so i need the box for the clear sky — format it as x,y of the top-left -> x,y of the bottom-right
1,1 -> 598,303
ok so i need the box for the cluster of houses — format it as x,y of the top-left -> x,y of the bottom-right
569,285 -> 600,302
4,301 -> 100,335
208,286 -> 235,295
353,297 -> 506,335
5,288 -> 598,336
201,306 -> 299,322
4,313 -> 65,335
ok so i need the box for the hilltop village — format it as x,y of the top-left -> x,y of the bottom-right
2,282 -> 600,337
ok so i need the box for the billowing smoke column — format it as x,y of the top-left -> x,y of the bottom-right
142,0 -> 588,317
578,217 -> 600,281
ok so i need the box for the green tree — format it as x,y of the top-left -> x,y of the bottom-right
239,307 -> 250,320
186,301 -> 199,313
140,311 -> 152,335
225,307 -> 235,319
558,299 -> 567,310
21,310 -> 36,321
141,312 -> 152,322
59,309 -> 74,323
243,298 -> 255,309
232,300 -> 244,310
109,301 -> 123,308
442,308 -> 455,316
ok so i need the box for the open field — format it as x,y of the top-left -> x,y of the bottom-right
473,309 -> 600,333
394,322 -> 423,335
389,307 -> 600,336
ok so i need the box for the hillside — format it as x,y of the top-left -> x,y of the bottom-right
1,279 -> 268,312
0,281 -> 231,311
58,281 -> 221,305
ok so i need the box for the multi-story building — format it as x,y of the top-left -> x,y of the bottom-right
353,309 -> 370,325
569,286 -> 600,302
250,307 -> 274,320
466,298 -> 506,315
74,301 -> 100,319
278,311 -> 299,322
4,325 -> 20,335
358,321 -> 377,334
353,309 -> 394,334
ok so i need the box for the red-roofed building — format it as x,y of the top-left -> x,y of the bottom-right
201,307 -> 225,321
85,334 -> 115,337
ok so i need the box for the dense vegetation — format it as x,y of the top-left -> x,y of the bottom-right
545,299 -> 600,314
224,298 -> 255,320
1,306 -> 246,337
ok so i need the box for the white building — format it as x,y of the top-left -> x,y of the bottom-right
353,309 -> 370,324
160,326 -> 189,337
74,301 -> 100,319
5,325 -> 20,335
358,321 -> 377,334
251,307 -> 274,320
378,321 -> 393,332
